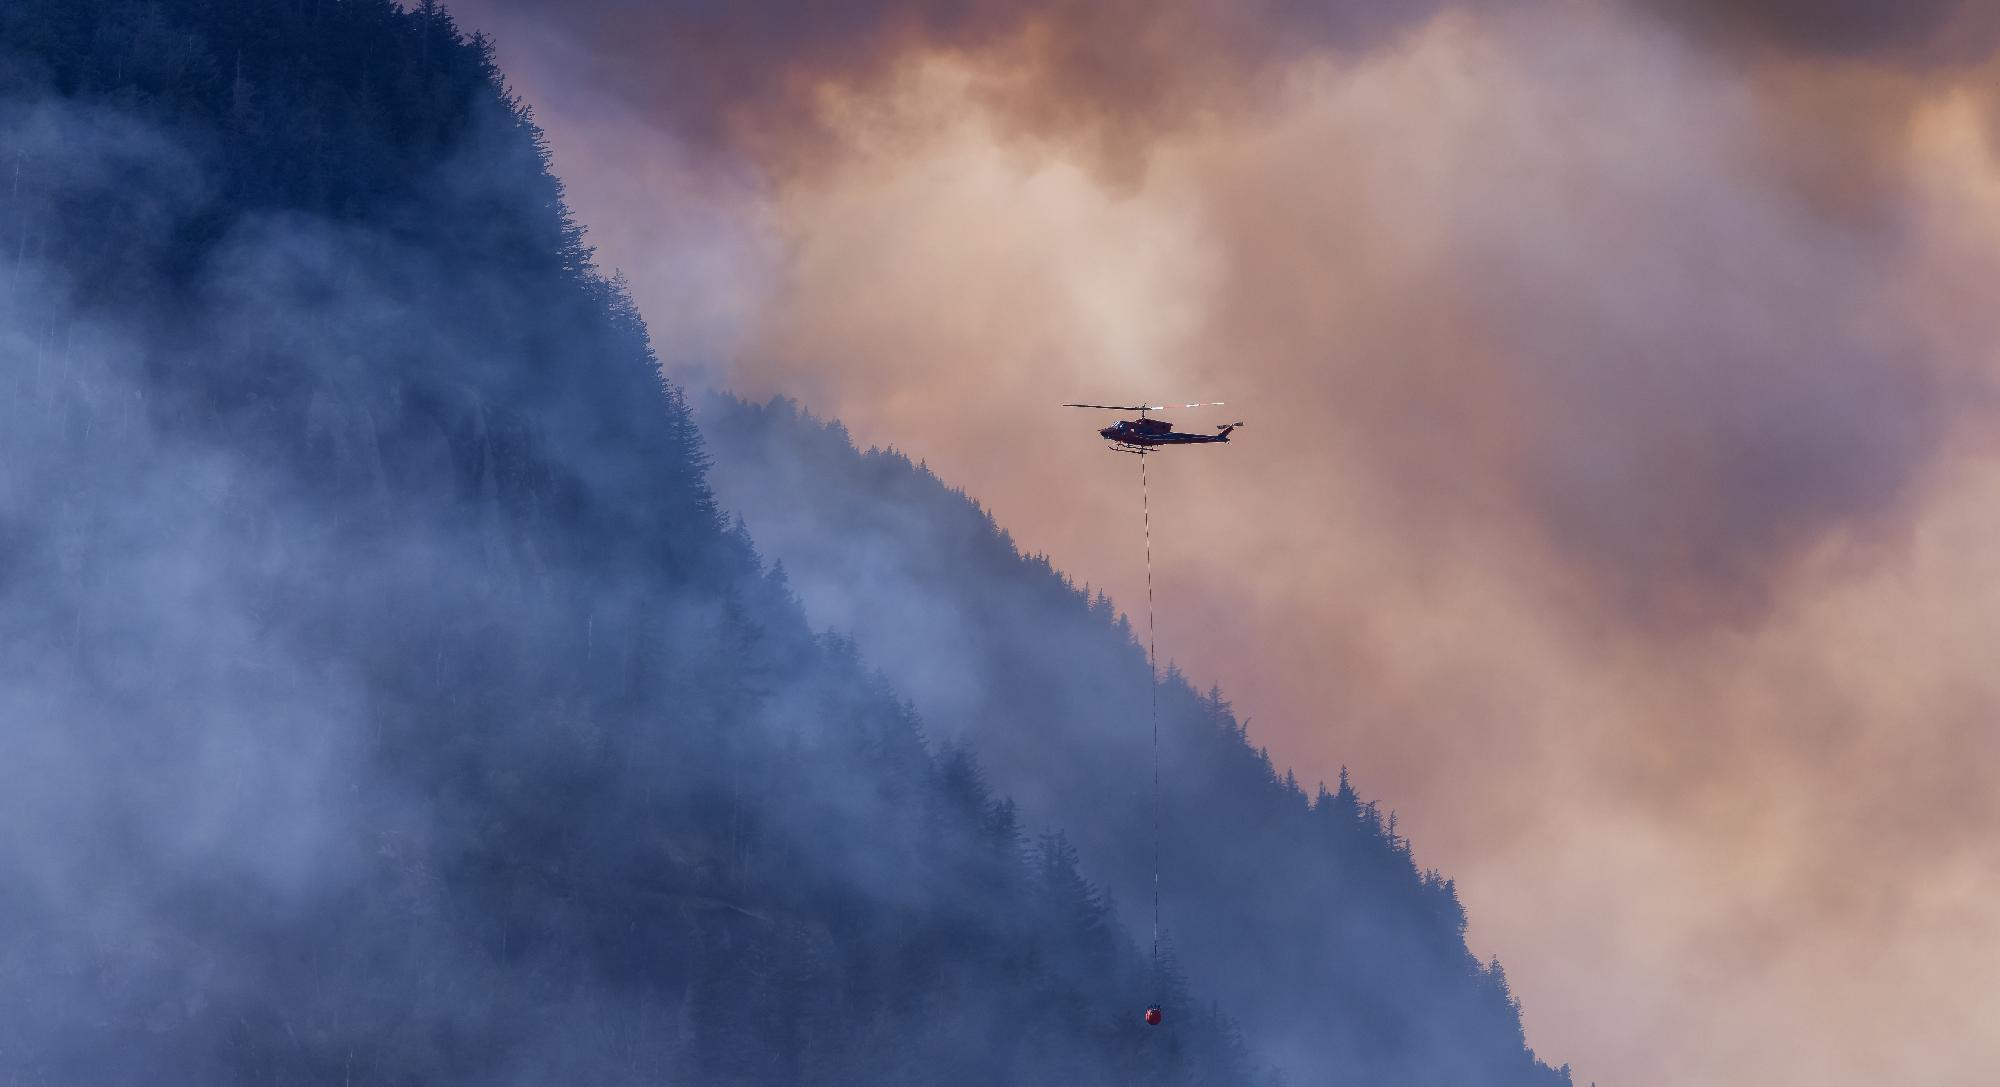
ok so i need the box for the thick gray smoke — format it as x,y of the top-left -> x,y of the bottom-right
0,32 -> 1280,1081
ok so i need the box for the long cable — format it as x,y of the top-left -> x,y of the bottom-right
1142,453 -> 1160,993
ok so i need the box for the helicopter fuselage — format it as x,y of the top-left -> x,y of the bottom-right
1099,418 -> 1236,452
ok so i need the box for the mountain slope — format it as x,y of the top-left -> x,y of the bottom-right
0,3 -> 1260,1084
703,394 -> 1578,1084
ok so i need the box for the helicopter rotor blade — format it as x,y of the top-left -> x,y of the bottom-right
1061,401 -> 1224,411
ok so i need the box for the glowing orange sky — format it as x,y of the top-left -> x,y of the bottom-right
458,2 -> 2000,1082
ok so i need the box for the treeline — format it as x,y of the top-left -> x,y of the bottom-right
703,395 -> 1579,1085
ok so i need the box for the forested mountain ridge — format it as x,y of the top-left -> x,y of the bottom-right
0,0 -> 1578,1083
703,395 -> 1579,1085
0,2 -> 1259,1083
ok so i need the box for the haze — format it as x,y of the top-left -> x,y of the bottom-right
453,1 -> 2000,1083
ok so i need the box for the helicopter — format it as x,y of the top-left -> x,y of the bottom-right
1062,402 -> 1243,455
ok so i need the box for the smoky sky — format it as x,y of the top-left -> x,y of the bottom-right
467,0 -> 1462,176
464,0 -> 2000,175
1657,0 -> 2000,61
450,0 -> 2000,1084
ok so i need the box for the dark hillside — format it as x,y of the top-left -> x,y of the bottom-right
703,394 -> 1578,1084
0,3 -> 1259,1083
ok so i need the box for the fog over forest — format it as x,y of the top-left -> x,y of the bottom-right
2,3 -> 1573,1083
